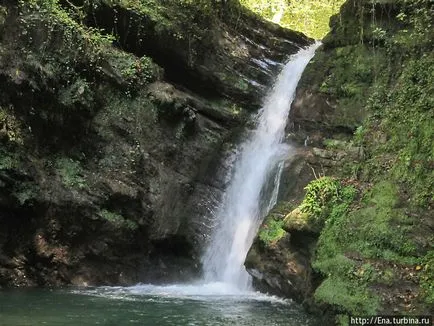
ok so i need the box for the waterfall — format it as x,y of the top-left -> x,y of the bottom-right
201,43 -> 320,290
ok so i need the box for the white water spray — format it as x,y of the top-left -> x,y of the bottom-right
202,43 -> 320,290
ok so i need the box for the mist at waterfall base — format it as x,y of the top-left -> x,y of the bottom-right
0,44 -> 319,326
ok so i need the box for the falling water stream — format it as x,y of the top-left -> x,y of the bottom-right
202,43 -> 320,290
0,44 -> 320,326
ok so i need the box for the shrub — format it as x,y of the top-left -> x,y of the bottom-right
258,216 -> 286,247
55,157 -> 86,189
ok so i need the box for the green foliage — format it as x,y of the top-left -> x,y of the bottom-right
287,177 -> 400,315
123,55 -> 158,89
55,157 -> 87,189
17,0 -> 159,96
300,176 -> 340,218
304,43 -> 390,129
284,177 -> 357,235
18,0 -> 114,62
307,1 -> 433,316
239,0 -> 345,39
322,139 -> 348,150
105,49 -> 160,92
344,182 -> 416,262
258,217 -> 286,247
0,148 -> 19,170
299,177 -> 358,232
99,209 -> 138,230
391,0 -> 433,50
419,250 -> 434,304
58,78 -> 94,108
339,0 -> 434,207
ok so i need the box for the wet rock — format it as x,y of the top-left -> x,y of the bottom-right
245,231 -> 317,303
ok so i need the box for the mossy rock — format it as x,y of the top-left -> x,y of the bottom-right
283,207 -> 319,233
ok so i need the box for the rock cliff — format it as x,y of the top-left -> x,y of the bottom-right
0,0 -> 311,287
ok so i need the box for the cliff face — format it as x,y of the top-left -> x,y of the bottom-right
246,0 -> 433,322
0,0 -> 311,287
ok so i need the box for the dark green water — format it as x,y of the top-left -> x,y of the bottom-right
0,283 -> 318,326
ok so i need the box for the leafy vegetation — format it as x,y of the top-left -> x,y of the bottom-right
0,149 -> 19,170
55,157 -> 87,189
18,0 -> 114,62
258,217 -> 286,247
17,0 -> 159,93
239,0 -> 345,39
299,177 -> 340,222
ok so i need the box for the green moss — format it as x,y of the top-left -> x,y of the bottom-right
317,181 -> 417,263
99,209 -> 138,230
314,277 -> 379,315
379,268 -> 395,286
300,43 -> 390,129
323,139 -> 349,150
283,207 -> 311,232
363,54 -> 434,206
311,180 -> 423,315
285,177 -> 398,315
